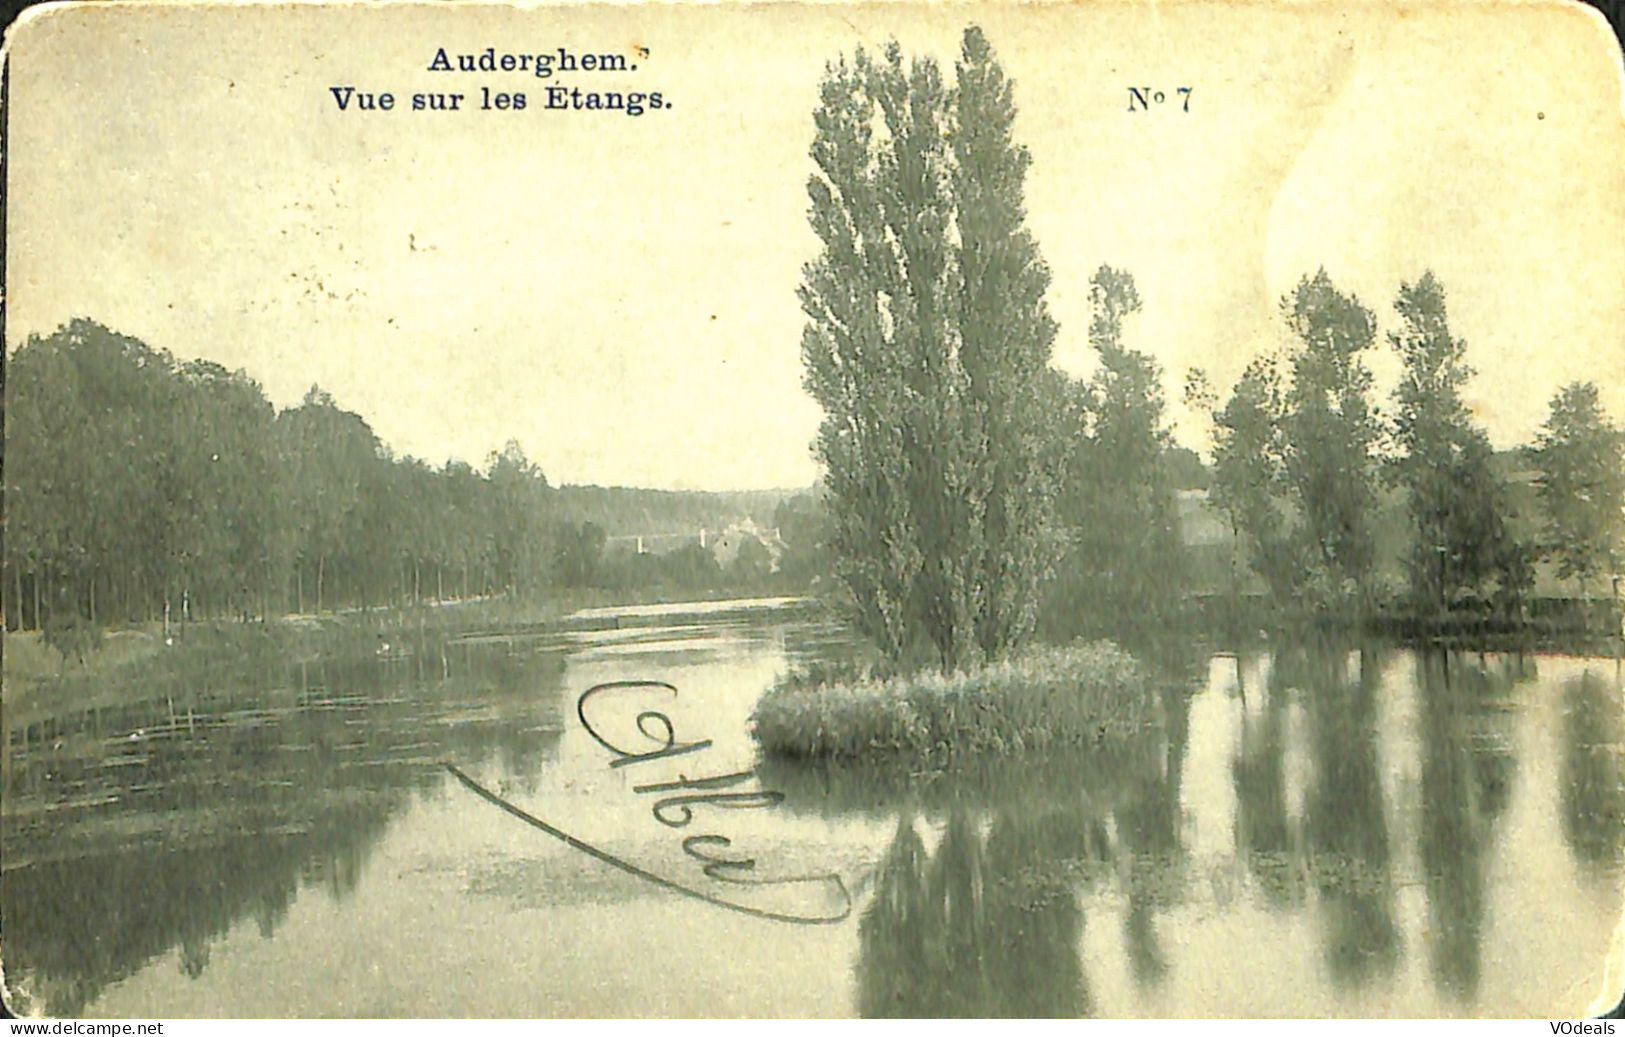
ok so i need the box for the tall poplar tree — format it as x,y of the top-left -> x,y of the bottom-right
1388,272 -> 1526,613
952,26 -> 1062,660
1533,382 -> 1625,602
1205,354 -> 1306,605
1056,266 -> 1183,629
799,26 -> 1059,669
1203,271 -> 1383,612
1280,270 -> 1384,608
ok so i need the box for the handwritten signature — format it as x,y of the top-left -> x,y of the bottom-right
445,679 -> 852,925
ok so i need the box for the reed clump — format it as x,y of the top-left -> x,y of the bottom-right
751,640 -> 1158,760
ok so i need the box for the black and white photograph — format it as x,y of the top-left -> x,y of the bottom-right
2,0 -> 1623,1019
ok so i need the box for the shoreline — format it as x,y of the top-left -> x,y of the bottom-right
1,591 -> 823,733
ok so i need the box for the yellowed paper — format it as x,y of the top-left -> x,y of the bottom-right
3,0 -> 1623,1019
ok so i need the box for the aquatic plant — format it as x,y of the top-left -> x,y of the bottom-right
751,640 -> 1158,760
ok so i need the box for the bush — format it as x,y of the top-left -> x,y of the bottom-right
751,641 -> 1159,761
41,612 -> 103,666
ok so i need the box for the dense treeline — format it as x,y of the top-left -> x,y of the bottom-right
800,28 -> 1062,670
1193,270 -> 1624,623
3,319 -> 810,638
549,485 -> 790,538
1061,265 -> 1624,635
1046,265 -> 1189,636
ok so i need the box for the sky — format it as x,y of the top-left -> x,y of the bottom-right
7,0 -> 1624,490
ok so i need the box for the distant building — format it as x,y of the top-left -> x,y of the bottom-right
707,518 -> 785,570
604,517 -> 786,570
1176,489 -> 1232,547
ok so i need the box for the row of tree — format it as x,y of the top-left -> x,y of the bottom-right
2,319 -> 800,635
11,31 -> 1621,659
1192,270 -> 1624,619
798,28 -> 1624,668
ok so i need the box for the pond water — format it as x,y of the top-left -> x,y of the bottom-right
3,607 -> 1622,1017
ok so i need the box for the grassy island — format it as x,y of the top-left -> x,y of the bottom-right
751,641 -> 1160,760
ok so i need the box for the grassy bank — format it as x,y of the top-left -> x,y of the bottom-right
3,588 -> 816,733
1178,591 -> 1624,652
751,641 -> 1159,761
3,620 -> 383,729
4,586 -> 812,686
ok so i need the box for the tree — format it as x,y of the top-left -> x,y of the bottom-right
175,360 -> 286,619
1163,445 -> 1208,491
1388,273 -> 1527,614
438,460 -> 492,600
799,26 -> 1060,669
7,320 -> 194,629
556,521 -> 607,587
772,492 -> 830,588
1203,355 -> 1305,604
1201,272 -> 1384,612
6,325 -> 98,629
1532,382 -> 1625,601
368,454 -> 437,606
951,26 -> 1064,662
1053,266 -> 1184,631
484,440 -> 552,598
730,536 -> 774,587
276,387 -> 381,612
1279,270 -> 1384,609
661,543 -> 721,591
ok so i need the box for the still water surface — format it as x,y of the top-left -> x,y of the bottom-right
3,607 -> 1622,1017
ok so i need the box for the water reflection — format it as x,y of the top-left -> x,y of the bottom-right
778,686 -> 1189,1016
1231,653 -> 1304,908
858,810 -> 1091,1017
5,796 -> 403,1014
1560,667 -> 1625,870
1113,681 -> 1194,988
1225,643 -> 1536,1001
1299,645 -> 1401,988
1415,653 -> 1521,1000
811,639 -> 1605,1015
2,636 -> 565,1016
5,619 -> 1621,1018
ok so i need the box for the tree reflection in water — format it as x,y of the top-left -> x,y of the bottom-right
1231,652 -> 1306,908
19,625 -> 1614,1017
857,809 -> 1091,1018
1560,668 -> 1625,870
854,677 -> 1195,1017
1415,652 -> 1521,1001
1,637 -> 564,1017
4,801 -> 398,1015
1232,642 -> 1405,989
1112,680 -> 1194,988
846,638 -> 1595,1014
1297,645 -> 1401,988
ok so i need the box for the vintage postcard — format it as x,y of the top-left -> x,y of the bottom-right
2,0 -> 1624,1020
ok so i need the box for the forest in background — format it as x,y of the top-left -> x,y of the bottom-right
1,319 -> 821,648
